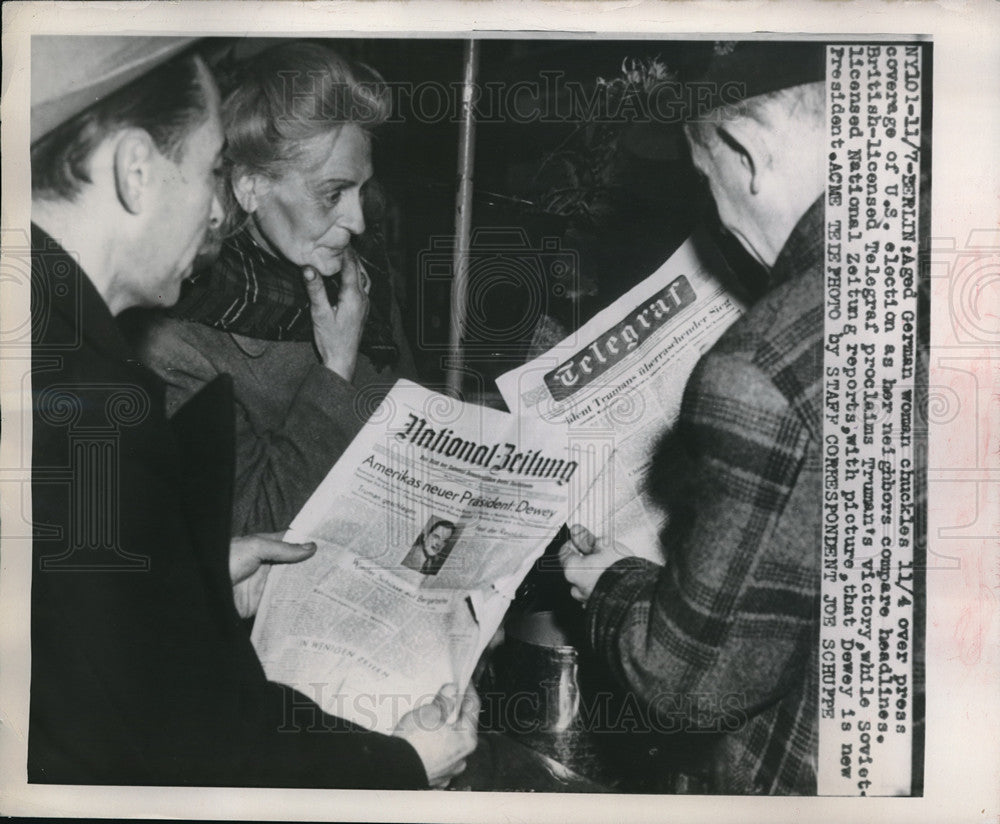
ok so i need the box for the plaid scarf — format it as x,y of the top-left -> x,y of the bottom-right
171,226 -> 400,370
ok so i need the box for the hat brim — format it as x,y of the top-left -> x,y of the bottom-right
32,35 -> 197,144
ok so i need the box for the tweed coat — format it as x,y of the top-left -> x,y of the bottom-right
586,200 -> 825,794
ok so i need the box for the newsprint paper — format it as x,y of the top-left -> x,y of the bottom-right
252,234 -> 740,732
2,3 -> 999,823
250,380 -> 585,734
496,231 -> 745,561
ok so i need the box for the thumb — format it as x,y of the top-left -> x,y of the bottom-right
569,524 -> 598,555
459,686 -> 481,725
255,538 -> 317,565
302,266 -> 332,314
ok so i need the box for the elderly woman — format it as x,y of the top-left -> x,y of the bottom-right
135,40 -> 415,536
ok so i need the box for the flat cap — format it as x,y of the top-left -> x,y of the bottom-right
621,41 -> 826,159
31,35 -> 196,144
695,40 -> 826,116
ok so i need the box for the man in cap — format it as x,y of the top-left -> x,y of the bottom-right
29,36 -> 476,788
559,43 -> 827,793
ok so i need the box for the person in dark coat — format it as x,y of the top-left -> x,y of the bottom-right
559,44 -> 828,794
28,35 -> 476,789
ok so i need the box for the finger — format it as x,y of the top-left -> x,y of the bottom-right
457,726 -> 478,758
333,252 -> 369,323
433,682 -> 460,723
569,524 -> 598,555
339,249 -> 363,294
559,541 -> 587,575
302,266 -> 332,315
431,764 -> 464,789
355,258 -> 372,296
486,626 -> 505,651
569,585 -> 586,603
255,538 -> 317,565
229,535 -> 262,584
558,541 -> 576,568
459,686 -> 481,721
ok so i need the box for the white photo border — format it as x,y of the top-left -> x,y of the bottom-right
2,2 -> 998,822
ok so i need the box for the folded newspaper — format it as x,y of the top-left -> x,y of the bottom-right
250,380 -> 591,733
251,231 -> 745,732
496,230 -> 746,561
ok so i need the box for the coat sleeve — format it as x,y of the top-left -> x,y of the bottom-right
30,540 -> 429,789
236,681 -> 428,789
135,317 -> 374,535
29,376 -> 428,789
227,359 -> 364,535
585,350 -> 818,728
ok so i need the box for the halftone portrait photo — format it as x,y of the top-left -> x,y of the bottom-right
400,517 -> 460,576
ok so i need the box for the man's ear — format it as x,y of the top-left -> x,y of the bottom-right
233,172 -> 269,214
717,121 -> 769,196
113,130 -> 156,215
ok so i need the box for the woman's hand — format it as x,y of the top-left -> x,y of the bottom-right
558,524 -> 627,605
230,532 -> 317,618
303,247 -> 370,382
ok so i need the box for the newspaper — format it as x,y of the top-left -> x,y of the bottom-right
249,380 -> 589,733
251,235 -> 745,731
5,7 -> 999,821
495,231 -> 745,560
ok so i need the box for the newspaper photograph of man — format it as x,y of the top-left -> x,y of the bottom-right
401,518 -> 459,576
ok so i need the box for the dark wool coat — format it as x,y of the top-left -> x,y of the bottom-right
29,224 -> 426,788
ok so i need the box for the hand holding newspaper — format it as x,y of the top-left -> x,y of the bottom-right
496,230 -> 746,561
250,380 -> 592,733
251,231 -> 745,733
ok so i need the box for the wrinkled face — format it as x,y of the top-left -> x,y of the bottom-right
251,123 -> 372,277
687,128 -> 767,269
141,63 -> 225,307
424,525 -> 454,558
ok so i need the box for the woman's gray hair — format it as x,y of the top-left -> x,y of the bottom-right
217,40 -> 390,233
222,40 -> 389,174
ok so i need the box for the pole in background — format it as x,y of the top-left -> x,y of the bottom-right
446,39 -> 480,397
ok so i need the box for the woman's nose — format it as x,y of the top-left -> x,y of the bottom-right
338,189 -> 366,236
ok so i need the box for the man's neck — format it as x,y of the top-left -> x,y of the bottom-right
758,179 -> 825,270
32,198 -> 131,316
768,196 -> 824,283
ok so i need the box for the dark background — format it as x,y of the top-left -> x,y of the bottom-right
211,37 -> 764,401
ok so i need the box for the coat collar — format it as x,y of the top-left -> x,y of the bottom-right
31,223 -> 139,367
768,197 -> 824,292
